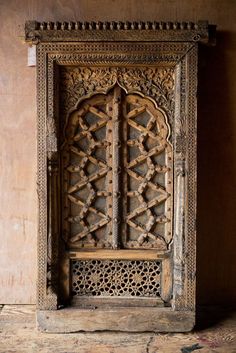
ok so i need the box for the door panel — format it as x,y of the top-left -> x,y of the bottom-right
122,94 -> 173,249
61,85 -> 173,305
62,93 -> 114,249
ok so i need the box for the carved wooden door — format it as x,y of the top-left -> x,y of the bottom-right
25,20 -> 214,332
62,85 -> 173,307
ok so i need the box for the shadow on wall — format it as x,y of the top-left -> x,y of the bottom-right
197,31 -> 236,307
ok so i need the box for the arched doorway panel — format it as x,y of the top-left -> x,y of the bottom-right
61,86 -> 173,306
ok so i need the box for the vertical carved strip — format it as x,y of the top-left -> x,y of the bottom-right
112,86 -> 122,249
43,56 -> 59,310
36,44 -> 50,310
121,95 -> 128,245
173,61 -> 185,310
62,146 -> 70,243
47,151 -> 59,309
173,46 -> 197,311
173,159 -> 186,310
185,45 -> 198,311
106,94 -> 114,246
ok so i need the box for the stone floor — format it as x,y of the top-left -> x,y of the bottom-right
0,305 -> 235,353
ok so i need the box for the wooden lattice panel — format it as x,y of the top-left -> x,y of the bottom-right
62,93 -> 114,248
122,95 -> 172,249
72,259 -> 161,297
62,87 -> 173,250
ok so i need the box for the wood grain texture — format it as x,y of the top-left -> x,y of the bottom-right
0,0 -> 236,306
71,296 -> 164,307
37,307 -> 195,333
69,249 -> 170,259
25,20 -> 210,44
0,305 -> 235,352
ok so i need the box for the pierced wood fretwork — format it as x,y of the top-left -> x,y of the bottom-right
72,259 -> 161,298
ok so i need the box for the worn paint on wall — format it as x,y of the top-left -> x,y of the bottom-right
0,0 -> 235,304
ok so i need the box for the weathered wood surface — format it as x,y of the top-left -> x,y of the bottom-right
69,249 -> 171,260
71,296 -> 164,308
0,305 -> 235,353
25,20 -> 211,44
37,307 -> 195,333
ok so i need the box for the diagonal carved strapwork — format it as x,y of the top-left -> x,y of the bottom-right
62,87 -> 173,250
122,94 -> 173,249
62,94 -> 114,248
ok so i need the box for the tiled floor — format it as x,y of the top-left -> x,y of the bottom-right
0,305 -> 235,353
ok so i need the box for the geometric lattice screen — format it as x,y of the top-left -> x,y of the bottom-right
72,260 -> 161,298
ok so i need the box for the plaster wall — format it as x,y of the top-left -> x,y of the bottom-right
0,0 -> 235,304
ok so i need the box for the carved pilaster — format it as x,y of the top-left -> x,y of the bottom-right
173,159 -> 186,310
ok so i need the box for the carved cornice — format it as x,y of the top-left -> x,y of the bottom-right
25,20 -> 214,44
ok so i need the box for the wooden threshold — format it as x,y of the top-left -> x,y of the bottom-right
68,249 -> 171,260
37,307 -> 195,333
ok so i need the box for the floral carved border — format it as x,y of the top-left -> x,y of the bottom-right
59,66 -> 175,128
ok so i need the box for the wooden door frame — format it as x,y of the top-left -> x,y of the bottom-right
25,21 -> 214,332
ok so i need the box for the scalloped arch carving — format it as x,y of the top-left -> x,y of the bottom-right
59,66 -> 175,127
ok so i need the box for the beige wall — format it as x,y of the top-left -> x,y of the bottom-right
0,0 -> 235,304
